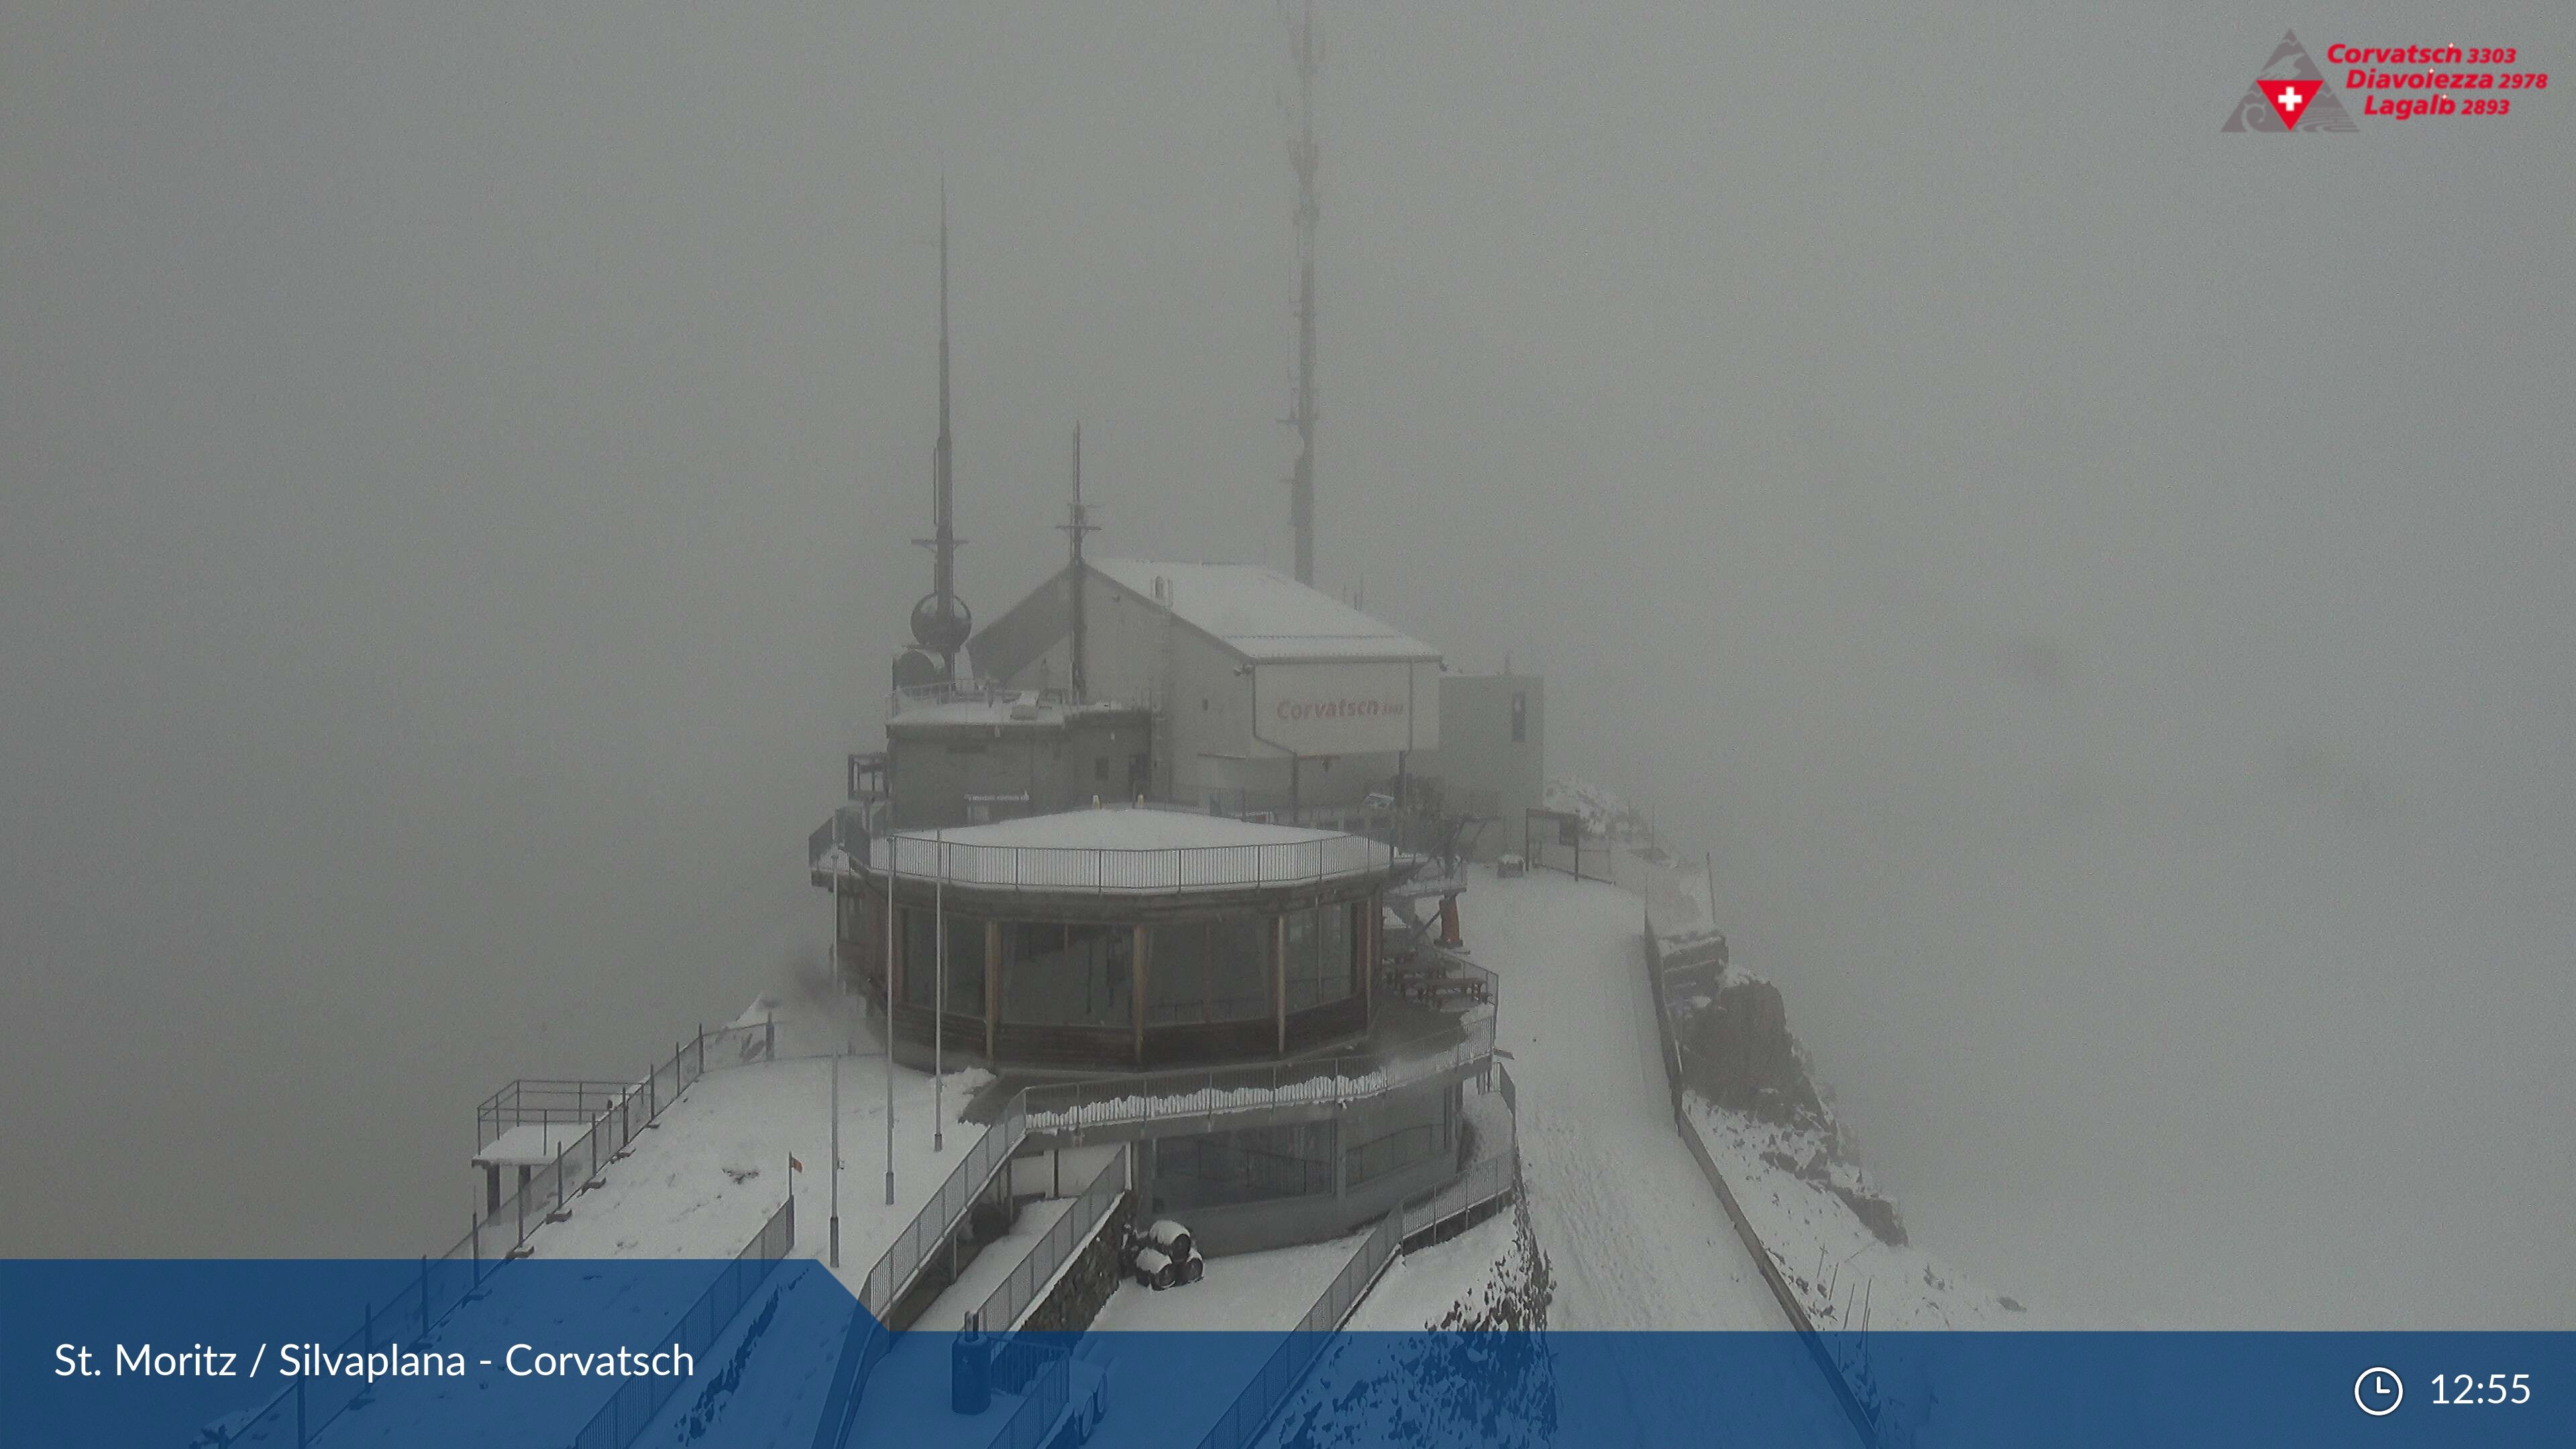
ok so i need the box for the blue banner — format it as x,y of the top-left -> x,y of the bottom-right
4,1260 -> 2569,1448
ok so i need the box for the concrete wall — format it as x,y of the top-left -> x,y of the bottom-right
1412,674 -> 1544,860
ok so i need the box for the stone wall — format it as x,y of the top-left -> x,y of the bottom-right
1018,1190 -> 1132,1334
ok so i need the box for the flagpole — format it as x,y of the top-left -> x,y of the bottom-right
828,1051 -> 841,1268
830,816 -> 844,1268
884,833 -> 896,1207
933,826 -> 945,1152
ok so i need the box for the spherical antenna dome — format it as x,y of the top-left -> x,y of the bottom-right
891,647 -> 944,692
909,592 -> 973,655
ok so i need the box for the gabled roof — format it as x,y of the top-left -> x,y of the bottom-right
966,559 -> 1443,682
1086,559 -> 1440,664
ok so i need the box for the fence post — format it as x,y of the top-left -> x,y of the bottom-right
697,1023 -> 706,1077
555,1141 -> 568,1214
649,1063 -> 657,1118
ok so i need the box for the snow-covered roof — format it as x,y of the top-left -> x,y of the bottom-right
1088,559 -> 1439,663
855,806 -> 1405,894
893,806 -> 1344,852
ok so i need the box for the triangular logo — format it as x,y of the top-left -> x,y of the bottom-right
2263,78 -> 2322,129
2222,30 -> 2360,132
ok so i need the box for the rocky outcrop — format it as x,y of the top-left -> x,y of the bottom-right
1681,978 -> 1829,1132
1680,979 -> 1908,1248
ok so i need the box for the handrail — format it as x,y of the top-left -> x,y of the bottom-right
857,1096 -> 1030,1318
1188,1209 -> 1403,1449
969,1146 -> 1130,1333
566,1195 -> 796,1449
1644,899 -> 1878,1447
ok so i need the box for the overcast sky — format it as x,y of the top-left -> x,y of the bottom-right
5,2 -> 2570,1328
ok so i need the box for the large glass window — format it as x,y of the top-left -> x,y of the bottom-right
902,907 -> 987,1016
1283,903 -> 1360,1013
1144,916 -> 1271,1024
1152,1122 -> 1334,1212
1001,922 -> 1132,1028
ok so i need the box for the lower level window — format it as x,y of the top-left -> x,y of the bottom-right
1152,1122 -> 1334,1211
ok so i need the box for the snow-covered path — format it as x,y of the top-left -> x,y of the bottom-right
1467,867 -> 1782,1331
1464,866 -> 1860,1446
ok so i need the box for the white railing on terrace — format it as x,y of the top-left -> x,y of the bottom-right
855,831 -> 1405,894
885,679 -> 1068,717
1022,1012 -> 1495,1137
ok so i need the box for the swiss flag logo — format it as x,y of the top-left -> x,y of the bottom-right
2264,78 -> 2322,129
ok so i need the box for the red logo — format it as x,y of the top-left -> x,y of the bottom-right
2263,78 -> 2322,128
2222,30 -> 2358,132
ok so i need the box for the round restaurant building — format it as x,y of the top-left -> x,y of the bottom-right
820,807 -> 1403,1072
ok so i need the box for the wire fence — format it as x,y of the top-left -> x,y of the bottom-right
857,1095 -> 1029,1317
970,1146 -> 1130,1334
213,1028 -> 741,1448
1399,1069 -> 1519,1245
982,1338 -> 1072,1449
566,1195 -> 797,1449
1189,1208 -> 1403,1449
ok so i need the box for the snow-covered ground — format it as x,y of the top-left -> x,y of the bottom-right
523,1048 -> 989,1299
1684,1095 -> 2034,1333
1462,865 -> 1782,1331
1460,863 -> 1861,1446
914,1197 -> 1078,1334
1342,1214 -> 1519,1330
1093,1235 -> 1360,1334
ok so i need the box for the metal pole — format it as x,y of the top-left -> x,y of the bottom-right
885,841 -> 897,1206
829,1052 -> 841,1268
934,827 -> 945,1152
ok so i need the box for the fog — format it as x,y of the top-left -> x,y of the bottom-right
5,3 -> 2570,1328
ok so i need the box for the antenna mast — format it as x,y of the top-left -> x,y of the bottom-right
1285,1 -> 1321,586
1055,423 -> 1100,701
908,180 -> 972,681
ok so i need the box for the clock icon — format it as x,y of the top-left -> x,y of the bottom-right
2355,1366 -> 2404,1417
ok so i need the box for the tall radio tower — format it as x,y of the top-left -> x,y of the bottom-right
1285,1 -> 1322,587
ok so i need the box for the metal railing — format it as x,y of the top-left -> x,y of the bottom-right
885,678 -> 1071,718
1022,1014 -> 1495,1137
1189,1208 -> 1403,1449
970,1146 -> 1130,1333
211,1030 -> 731,1448
567,1195 -> 796,1449
808,1096 -> 1032,1449
857,1096 -> 1030,1317
982,1340 -> 1072,1449
1399,1070 -> 1519,1244
859,830 -> 1405,894
477,1079 -> 643,1151
1643,879 -> 1880,1447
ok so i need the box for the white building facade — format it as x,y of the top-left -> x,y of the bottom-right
967,560 -> 1442,817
